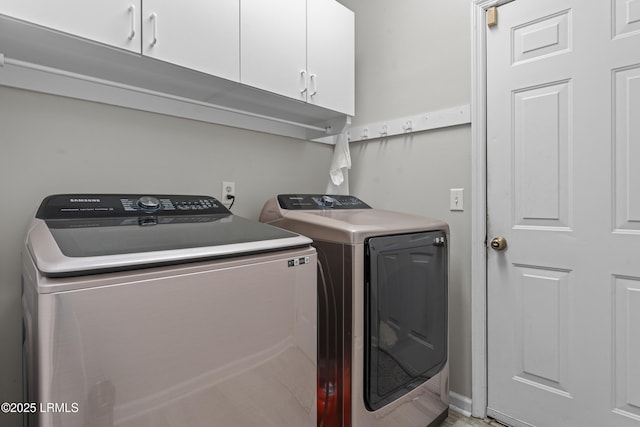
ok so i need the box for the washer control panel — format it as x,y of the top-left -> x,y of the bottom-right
37,194 -> 229,219
277,194 -> 371,210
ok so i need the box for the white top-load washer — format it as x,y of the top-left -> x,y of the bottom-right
260,194 -> 449,427
23,194 -> 317,427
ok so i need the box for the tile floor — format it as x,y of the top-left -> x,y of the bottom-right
441,409 -> 506,427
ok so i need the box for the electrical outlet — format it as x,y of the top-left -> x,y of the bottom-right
222,181 -> 235,207
450,188 -> 464,211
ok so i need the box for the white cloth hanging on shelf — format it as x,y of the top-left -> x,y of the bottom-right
326,132 -> 351,195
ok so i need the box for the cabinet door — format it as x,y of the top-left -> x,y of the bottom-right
307,0 -> 354,115
142,0 -> 239,82
0,0 -> 141,52
240,0 -> 307,101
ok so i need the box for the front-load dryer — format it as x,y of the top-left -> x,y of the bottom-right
23,194 -> 317,427
260,194 -> 449,427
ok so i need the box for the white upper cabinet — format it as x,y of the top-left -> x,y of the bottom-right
0,0 -> 142,52
0,0 -> 353,139
240,0 -> 307,102
241,0 -> 354,116
142,0 -> 239,82
307,0 -> 354,116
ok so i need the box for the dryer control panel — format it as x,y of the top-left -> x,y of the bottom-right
277,194 -> 371,210
36,194 -> 230,219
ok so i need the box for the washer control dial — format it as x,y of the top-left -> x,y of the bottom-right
137,196 -> 161,211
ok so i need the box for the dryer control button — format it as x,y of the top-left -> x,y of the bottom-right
138,196 -> 161,210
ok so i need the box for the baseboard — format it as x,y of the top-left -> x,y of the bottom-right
449,391 -> 473,417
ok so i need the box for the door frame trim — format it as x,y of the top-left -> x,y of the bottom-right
470,0 -> 515,418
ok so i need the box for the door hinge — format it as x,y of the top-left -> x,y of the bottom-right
487,6 -> 498,28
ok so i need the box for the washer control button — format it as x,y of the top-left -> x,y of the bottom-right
138,196 -> 161,210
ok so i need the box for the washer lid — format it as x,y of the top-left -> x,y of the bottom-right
28,194 -> 311,277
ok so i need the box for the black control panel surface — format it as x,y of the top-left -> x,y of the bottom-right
36,194 -> 230,220
277,194 -> 371,210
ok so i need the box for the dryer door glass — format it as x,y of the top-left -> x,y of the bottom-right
364,231 -> 448,411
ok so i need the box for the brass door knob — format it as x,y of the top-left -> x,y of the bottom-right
490,236 -> 507,251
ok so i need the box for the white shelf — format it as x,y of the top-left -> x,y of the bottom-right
0,14 -> 350,141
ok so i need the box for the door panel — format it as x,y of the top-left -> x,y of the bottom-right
614,65 -> 640,231
613,0 -> 640,37
487,0 -> 640,426
513,81 -> 570,228
513,265 -> 571,396
613,276 -> 640,418
511,11 -> 571,64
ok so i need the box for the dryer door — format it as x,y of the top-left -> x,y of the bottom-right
364,231 -> 448,411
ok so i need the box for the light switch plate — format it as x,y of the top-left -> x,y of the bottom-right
450,188 -> 464,211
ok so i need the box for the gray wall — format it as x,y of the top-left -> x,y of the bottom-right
0,86 -> 333,425
338,0 -> 473,399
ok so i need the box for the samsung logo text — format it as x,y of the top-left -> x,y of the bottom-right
69,198 -> 101,203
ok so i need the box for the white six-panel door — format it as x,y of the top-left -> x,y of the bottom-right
486,0 -> 640,426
